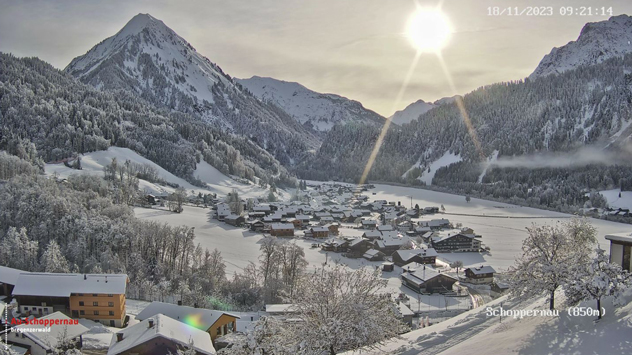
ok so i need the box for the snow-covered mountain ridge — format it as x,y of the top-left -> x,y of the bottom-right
237,76 -> 385,133
531,14 -> 632,78
65,13 -> 319,166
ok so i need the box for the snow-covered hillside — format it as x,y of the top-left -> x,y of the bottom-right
237,76 -> 384,133
389,99 -> 435,125
600,189 -> 632,210
45,147 -> 284,199
531,15 -> 632,78
344,290 -> 632,355
65,13 -> 319,164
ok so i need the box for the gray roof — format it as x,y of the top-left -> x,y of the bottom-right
108,314 -> 215,355
136,302 -> 239,332
270,223 -> 294,230
12,273 -> 128,297
468,265 -> 496,275
409,268 -> 457,282
0,265 -> 26,285
395,248 -> 438,262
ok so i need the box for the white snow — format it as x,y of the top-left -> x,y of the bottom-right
389,99 -> 435,126
531,15 -> 632,78
237,76 -> 383,132
600,189 -> 632,210
45,147 -> 285,199
419,152 -> 462,185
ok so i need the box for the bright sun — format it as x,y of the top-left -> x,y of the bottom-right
406,8 -> 452,53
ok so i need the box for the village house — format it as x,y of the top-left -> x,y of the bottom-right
308,226 -> 330,239
12,272 -> 129,327
325,223 -> 340,236
8,312 -> 89,355
319,216 -> 335,225
252,205 -> 272,215
269,223 -> 295,237
286,217 -> 302,229
401,267 -> 458,294
321,238 -> 350,252
431,233 -> 481,252
464,265 -> 496,284
361,220 -> 378,229
424,218 -> 451,230
392,248 -> 438,267
249,220 -> 265,232
605,232 -> 632,272
363,249 -> 385,261
423,206 -> 440,214
347,238 -> 374,257
362,230 -> 383,240
295,214 -> 312,225
225,214 -> 245,227
109,314 -> 216,355
375,236 -> 411,256
136,302 -> 239,343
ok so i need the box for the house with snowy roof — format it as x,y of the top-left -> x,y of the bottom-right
109,314 -> 216,355
401,267 -> 458,294
0,265 -> 25,297
392,248 -> 437,267
12,273 -> 128,327
464,265 -> 496,284
363,249 -> 385,261
269,223 -> 295,237
8,312 -> 89,355
136,301 -> 239,343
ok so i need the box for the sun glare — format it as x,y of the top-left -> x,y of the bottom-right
406,8 -> 452,53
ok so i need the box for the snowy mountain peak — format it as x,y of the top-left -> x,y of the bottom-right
389,99 -> 435,126
530,14 -> 632,78
237,76 -> 384,133
65,13 -> 319,166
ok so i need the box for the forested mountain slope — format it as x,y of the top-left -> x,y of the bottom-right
298,54 -> 632,210
0,53 -> 296,187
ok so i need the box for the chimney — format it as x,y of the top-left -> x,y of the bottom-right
148,319 -> 154,328
84,274 -> 87,280
105,276 -> 108,283
194,303 -> 198,309
178,300 -> 182,306
116,333 -> 123,342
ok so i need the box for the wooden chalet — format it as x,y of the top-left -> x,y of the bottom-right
464,265 -> 496,284
270,223 -> 295,237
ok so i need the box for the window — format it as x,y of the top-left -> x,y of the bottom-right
79,301 -> 84,306
109,311 -> 114,316
93,294 -> 98,297
77,293 -> 84,296
80,310 -> 85,315
108,294 -> 114,297
93,302 -> 99,307
93,310 -> 99,315
108,302 -> 114,307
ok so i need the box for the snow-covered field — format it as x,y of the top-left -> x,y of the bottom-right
45,147 -> 287,199
600,188 -> 632,210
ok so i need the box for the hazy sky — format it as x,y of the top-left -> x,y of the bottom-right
1,0 -> 631,116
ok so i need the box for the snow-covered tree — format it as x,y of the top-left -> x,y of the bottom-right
565,247 -> 632,319
450,260 -> 464,275
41,240 -> 70,273
288,264 -> 407,354
509,218 -> 596,310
